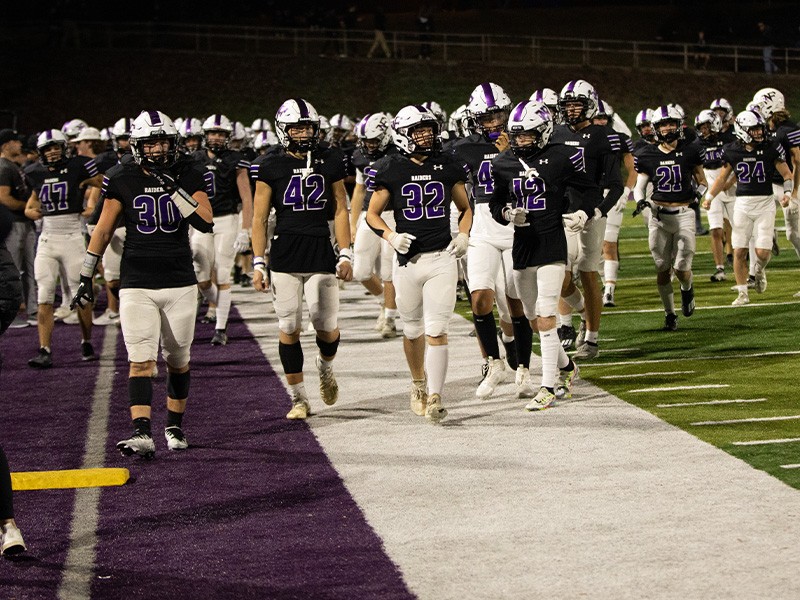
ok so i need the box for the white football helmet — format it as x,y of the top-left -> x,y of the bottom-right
392,105 -> 442,156
130,110 -> 179,168
355,112 -> 392,159
231,121 -> 248,148
251,118 -> 273,133
36,129 -> 69,166
530,88 -> 559,112
710,98 -> 734,123
466,82 -> 512,142
745,101 -> 766,120
668,103 -> 686,120
275,98 -> 320,152
318,115 -> 331,140
752,87 -> 785,119
61,118 -> 88,140
651,105 -> 684,143
112,117 -> 133,138
448,104 -> 469,137
176,117 -> 203,153
99,127 -> 112,142
253,130 -> 277,151
507,101 -> 553,159
421,101 -> 447,128
694,109 -> 722,135
733,110 -> 767,145
202,114 -> 233,153
559,80 -> 598,125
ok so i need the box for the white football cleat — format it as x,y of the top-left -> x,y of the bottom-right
410,383 -> 427,416
731,291 -> 750,306
164,426 -> 189,451
316,355 -> 339,406
425,393 -> 447,423
116,433 -> 155,459
1,524 -> 26,556
555,362 -> 580,399
93,308 -> 120,326
475,358 -> 506,399
525,387 -> 557,411
515,366 -> 536,398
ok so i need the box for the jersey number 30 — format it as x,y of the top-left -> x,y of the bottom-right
134,194 -> 181,234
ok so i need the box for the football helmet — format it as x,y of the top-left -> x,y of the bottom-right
202,114 -> 233,153
275,98 -> 320,152
230,121 -> 248,149
421,101 -> 447,128
668,103 -> 686,120
507,101 -> 553,159
36,129 -> 69,167
558,80 -> 598,125
251,118 -> 273,133
466,82 -> 512,142
694,109 -> 722,136
99,127 -> 113,142
392,105 -> 442,156
61,118 -> 88,140
594,99 -> 615,123
253,130 -> 278,151
752,87 -> 785,119
710,98 -> 734,123
651,105 -> 684,143
745,101 -> 766,120
355,112 -> 392,159
176,117 -> 203,153
130,110 -> 179,168
733,110 -> 767,145
448,104 -> 470,137
318,115 -> 331,140
635,108 -> 655,142
328,113 -> 354,144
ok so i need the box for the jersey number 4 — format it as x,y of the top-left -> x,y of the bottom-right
284,174 -> 326,211
39,181 -> 69,213
134,194 -> 181,234
401,181 -> 446,220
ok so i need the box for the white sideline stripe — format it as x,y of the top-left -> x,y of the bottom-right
629,384 -> 729,393
598,347 -> 639,354
601,370 -> 695,379
578,350 -> 800,368
657,398 -> 767,408
732,437 -> 800,446
692,415 -> 800,426
780,464 -> 800,469
605,300 -> 800,315
58,326 -> 118,600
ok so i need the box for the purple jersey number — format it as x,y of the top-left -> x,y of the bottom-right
39,181 -> 69,213
735,161 -> 766,184
133,194 -> 181,234
283,174 -> 327,211
655,164 -> 682,193
400,181 -> 446,221
512,176 -> 547,210
476,160 -> 494,196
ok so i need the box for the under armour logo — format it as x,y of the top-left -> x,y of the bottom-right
314,158 -> 325,164
757,150 -> 764,155
582,133 -> 591,139
433,165 -> 443,170
676,152 -> 682,157
539,159 -> 549,164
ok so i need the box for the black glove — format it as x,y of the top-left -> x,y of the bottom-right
632,199 -> 651,218
149,168 -> 178,194
70,275 -> 94,309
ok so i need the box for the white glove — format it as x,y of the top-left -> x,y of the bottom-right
786,196 -> 799,216
593,207 -> 603,221
446,232 -> 469,258
563,210 -> 589,233
502,206 -> 530,227
388,231 -> 416,254
233,229 -> 251,253
614,187 -> 630,213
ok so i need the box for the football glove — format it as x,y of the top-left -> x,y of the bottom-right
502,206 -> 530,227
70,275 -> 94,309
388,231 -> 416,254
632,199 -> 652,218
562,210 -> 589,232
233,229 -> 251,253
446,232 -> 469,258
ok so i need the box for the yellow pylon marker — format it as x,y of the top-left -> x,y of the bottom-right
11,468 -> 131,491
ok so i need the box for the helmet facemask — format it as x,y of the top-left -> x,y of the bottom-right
654,119 -> 683,143
283,122 -> 320,153
133,135 -> 178,169
205,129 -> 230,154
40,142 -> 67,168
475,108 -> 508,143
405,121 -> 441,156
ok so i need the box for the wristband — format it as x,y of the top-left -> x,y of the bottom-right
337,247 -> 353,264
253,256 -> 266,268
696,184 -> 708,197
80,251 -> 101,279
784,180 -> 794,194
171,188 -> 199,219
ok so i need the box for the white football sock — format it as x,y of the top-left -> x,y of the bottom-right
539,328 -> 559,389
658,283 -> 675,314
215,288 -> 232,330
425,344 -> 449,396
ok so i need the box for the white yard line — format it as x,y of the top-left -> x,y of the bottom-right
579,350 -> 800,368
628,384 -> 729,393
604,300 -> 800,315
593,347 -> 639,354
732,437 -> 800,446
657,398 -> 767,408
692,415 -> 800,426
780,464 -> 800,469
601,370 -> 695,379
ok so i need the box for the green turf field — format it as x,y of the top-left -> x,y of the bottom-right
456,208 -> 800,490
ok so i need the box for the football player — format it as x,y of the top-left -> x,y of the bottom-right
693,109 -> 735,282
552,80 -> 623,360
192,114 -> 253,345
452,82 -> 535,400
251,98 -> 353,420
489,101 -> 598,409
752,87 -> 800,296
634,105 -> 708,330
365,105 -> 472,423
71,110 -> 214,458
350,112 -> 399,338
23,130 -> 103,368
704,110 -> 793,306
710,98 -> 736,140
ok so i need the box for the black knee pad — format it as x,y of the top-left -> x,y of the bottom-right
128,376 -> 153,407
167,370 -> 190,400
316,335 -> 340,358
278,341 -> 304,374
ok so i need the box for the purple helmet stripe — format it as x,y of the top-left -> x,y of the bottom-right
566,80 -> 577,94
512,102 -> 527,122
46,130 -> 53,141
295,99 -> 310,119
148,111 -> 162,126
481,83 -> 496,108
359,114 -> 371,137
214,114 -> 222,127
415,104 -> 427,113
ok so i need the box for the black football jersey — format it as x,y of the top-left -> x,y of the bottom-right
255,146 -> 347,273
102,160 -> 206,289
769,120 -> 800,183
489,145 -> 601,268
193,149 -> 250,217
369,152 -> 468,266
720,141 -> 786,197
691,135 -> 726,169
718,128 -> 737,144
633,140 -> 704,204
26,156 -> 97,217
450,133 -> 501,205
551,123 -> 623,214
353,146 -> 397,212
94,150 -> 120,174
632,138 -> 653,156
